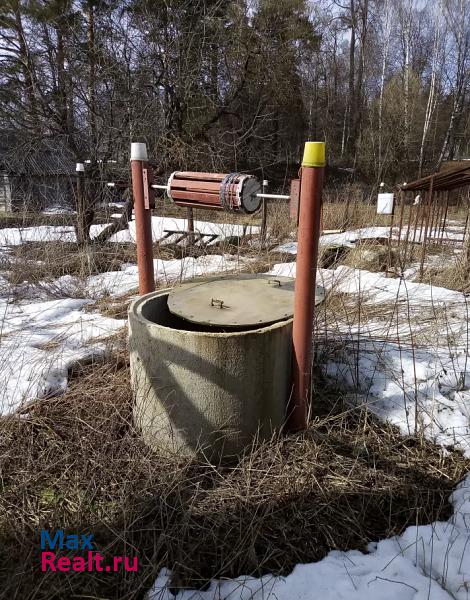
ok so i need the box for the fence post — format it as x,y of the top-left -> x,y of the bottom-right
131,142 -> 155,294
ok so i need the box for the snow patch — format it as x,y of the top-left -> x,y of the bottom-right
149,476 -> 470,599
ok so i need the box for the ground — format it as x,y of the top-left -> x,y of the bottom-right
0,202 -> 469,599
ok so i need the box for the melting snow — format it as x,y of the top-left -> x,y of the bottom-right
150,474 -> 470,599
0,297 -> 124,414
0,216 -> 258,247
1,219 -> 469,599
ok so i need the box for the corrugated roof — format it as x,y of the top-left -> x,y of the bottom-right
401,163 -> 470,192
0,131 -> 76,176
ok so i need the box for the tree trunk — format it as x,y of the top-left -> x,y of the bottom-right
346,0 -> 356,155
418,2 -> 441,177
13,4 -> 39,130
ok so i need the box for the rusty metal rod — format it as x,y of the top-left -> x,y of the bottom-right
463,188 -> 470,245
260,180 -> 268,246
419,177 -> 434,278
418,191 -> 427,242
387,209 -> 395,273
436,191 -> 446,244
411,201 -> 419,243
432,192 -> 443,245
396,190 -> 405,269
187,207 -> 195,243
288,142 -> 325,431
428,190 -> 439,243
440,191 -> 450,242
402,196 -> 412,268
131,142 -> 155,294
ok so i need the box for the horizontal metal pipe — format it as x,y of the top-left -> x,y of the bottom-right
151,184 -> 170,191
256,193 -> 290,200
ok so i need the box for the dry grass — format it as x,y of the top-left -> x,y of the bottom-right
5,242 -> 137,286
0,200 -> 469,599
419,242 -> 470,292
425,261 -> 470,293
322,201 -> 390,231
0,345 -> 467,599
340,242 -> 395,272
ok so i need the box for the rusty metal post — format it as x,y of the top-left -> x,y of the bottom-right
402,194 -> 412,268
288,142 -> 325,431
463,188 -> 470,247
260,180 -> 268,246
131,142 -> 155,295
411,197 -> 420,247
436,192 -> 446,244
76,162 -> 85,215
419,177 -> 434,279
428,190 -> 438,244
75,162 -> 86,246
418,192 -> 428,242
187,207 -> 195,244
440,191 -> 450,242
386,213 -> 395,272
289,179 -> 301,223
395,189 -> 405,269
432,192 -> 443,245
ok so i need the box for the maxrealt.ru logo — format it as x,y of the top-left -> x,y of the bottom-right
40,530 -> 138,572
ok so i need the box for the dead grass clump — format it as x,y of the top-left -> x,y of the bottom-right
322,201 -> 384,231
0,352 -> 467,599
0,211 -> 76,229
423,258 -> 470,292
267,202 -> 293,243
340,242 -> 399,272
6,241 -> 137,286
85,293 -> 135,319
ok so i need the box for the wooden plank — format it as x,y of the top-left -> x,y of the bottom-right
174,171 -> 226,181
171,190 -> 222,204
172,200 -> 224,211
172,179 -> 221,192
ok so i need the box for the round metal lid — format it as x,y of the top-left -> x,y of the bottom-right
239,177 -> 262,213
168,274 -> 325,328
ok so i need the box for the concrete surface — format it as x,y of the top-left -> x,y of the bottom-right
129,288 -> 292,460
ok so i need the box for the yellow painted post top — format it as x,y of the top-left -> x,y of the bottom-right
302,141 -> 326,168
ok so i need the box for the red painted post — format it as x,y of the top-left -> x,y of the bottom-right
131,142 -> 155,295
288,141 -> 326,431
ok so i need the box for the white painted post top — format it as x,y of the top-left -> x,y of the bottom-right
76,163 -> 85,172
131,142 -> 148,161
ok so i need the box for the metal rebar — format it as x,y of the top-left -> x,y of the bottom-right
396,190 -> 405,269
402,195 -> 412,268
419,177 -> 434,278
439,191 -> 450,242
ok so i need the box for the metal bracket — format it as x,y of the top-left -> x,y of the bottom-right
211,298 -> 226,309
143,167 -> 150,209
